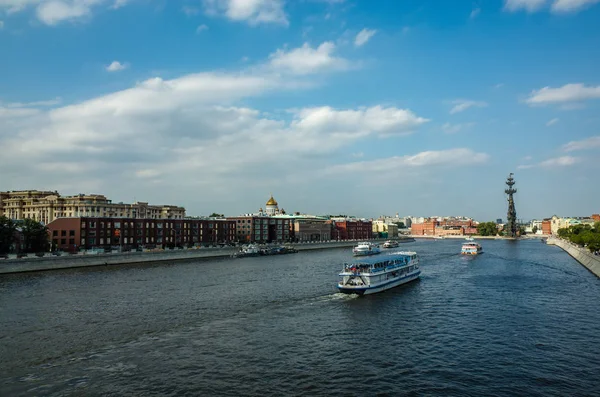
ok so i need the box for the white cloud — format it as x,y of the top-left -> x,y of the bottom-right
354,28 -> 376,47
551,0 -> 600,13
504,0 -> 548,12
539,156 -> 580,167
0,20 -> 4,28
0,61 -> 430,209
196,23 -> 209,33
203,0 -> 288,26
106,60 -> 128,72
562,135 -> 600,151
268,41 -> 350,75
182,5 -> 200,15
494,83 -> 504,89
519,155 -> 581,169
449,99 -> 488,114
526,83 -> 600,105
0,0 -> 134,26
470,7 -> 481,18
442,122 -> 474,134
504,0 -> 600,13
326,148 -> 489,175
546,118 -> 559,126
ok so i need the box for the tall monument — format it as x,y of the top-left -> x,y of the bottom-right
505,173 -> 518,238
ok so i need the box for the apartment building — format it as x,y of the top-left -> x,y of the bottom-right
47,217 -> 236,252
227,216 -> 291,243
1,190 -> 185,224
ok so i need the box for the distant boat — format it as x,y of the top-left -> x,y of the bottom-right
461,242 -> 483,255
382,240 -> 399,249
434,236 -> 445,240
465,236 -> 475,241
352,242 -> 381,257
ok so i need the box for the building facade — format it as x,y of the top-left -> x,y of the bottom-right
331,219 -> 373,240
227,216 -> 290,243
47,217 -> 236,252
293,217 -> 331,242
1,190 -> 186,225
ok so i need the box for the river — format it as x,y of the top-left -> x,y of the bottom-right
1,239 -> 599,396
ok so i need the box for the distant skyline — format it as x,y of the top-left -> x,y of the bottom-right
1,0 -> 599,221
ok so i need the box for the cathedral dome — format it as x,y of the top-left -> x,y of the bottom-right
266,195 -> 278,206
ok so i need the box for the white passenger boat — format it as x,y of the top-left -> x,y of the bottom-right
465,236 -> 475,241
352,242 -> 381,256
338,252 -> 420,295
461,242 -> 483,255
382,240 -> 399,249
231,244 -> 261,258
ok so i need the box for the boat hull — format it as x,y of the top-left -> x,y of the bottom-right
337,271 -> 420,295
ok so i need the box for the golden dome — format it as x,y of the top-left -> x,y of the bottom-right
266,195 -> 278,206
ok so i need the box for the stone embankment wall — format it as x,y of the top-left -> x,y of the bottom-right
547,237 -> 600,278
0,238 -> 412,275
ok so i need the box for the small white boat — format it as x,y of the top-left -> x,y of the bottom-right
338,252 -> 420,295
232,244 -> 261,258
461,242 -> 483,255
382,240 -> 399,248
465,236 -> 475,241
352,242 -> 381,256
434,236 -> 445,240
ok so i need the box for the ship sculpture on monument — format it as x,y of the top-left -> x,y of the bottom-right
505,173 -> 518,238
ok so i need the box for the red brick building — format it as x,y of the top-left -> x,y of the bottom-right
592,214 -> 600,221
411,220 -> 440,235
47,217 -> 236,252
227,216 -> 290,243
332,219 -> 373,240
542,219 -> 552,235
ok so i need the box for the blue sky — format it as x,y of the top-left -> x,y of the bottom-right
1,0 -> 599,221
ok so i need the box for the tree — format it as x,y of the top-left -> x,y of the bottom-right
21,219 -> 49,253
477,222 -> 498,236
518,226 -> 526,236
0,216 -> 17,255
394,222 -> 405,229
209,213 -> 224,218
532,226 -> 538,234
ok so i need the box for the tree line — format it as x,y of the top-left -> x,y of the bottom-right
0,216 -> 50,255
557,222 -> 600,253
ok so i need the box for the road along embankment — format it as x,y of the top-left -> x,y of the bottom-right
0,239 -> 411,275
547,237 -> 600,278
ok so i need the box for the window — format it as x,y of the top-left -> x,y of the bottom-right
89,221 -> 96,228
61,230 -> 66,236
69,230 -> 75,236
114,221 -> 121,228
61,238 -> 66,244
53,230 -> 58,237
69,238 -> 75,244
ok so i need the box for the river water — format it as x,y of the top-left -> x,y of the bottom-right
1,239 -> 599,396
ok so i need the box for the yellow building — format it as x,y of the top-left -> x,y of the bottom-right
372,220 -> 399,238
0,190 -> 186,224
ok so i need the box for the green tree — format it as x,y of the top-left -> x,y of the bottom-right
477,222 -> 498,236
209,213 -> 224,218
394,222 -> 405,229
21,219 -> 49,253
0,216 -> 17,255
532,226 -> 538,234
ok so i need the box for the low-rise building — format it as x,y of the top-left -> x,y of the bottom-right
331,218 -> 372,240
227,216 -> 290,243
47,217 -> 236,252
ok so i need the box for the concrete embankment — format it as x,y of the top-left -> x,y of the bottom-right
0,239 -> 408,275
547,237 -> 600,278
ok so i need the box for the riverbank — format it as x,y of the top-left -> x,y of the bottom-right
0,238 -> 414,275
408,235 -> 548,240
546,237 -> 600,278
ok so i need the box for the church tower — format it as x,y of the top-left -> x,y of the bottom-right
265,194 -> 279,216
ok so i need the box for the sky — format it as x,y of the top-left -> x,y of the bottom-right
1,0 -> 599,221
